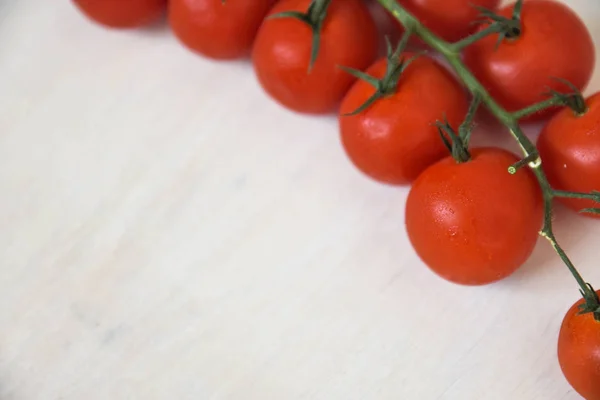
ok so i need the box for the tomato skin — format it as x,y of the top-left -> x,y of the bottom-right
399,0 -> 501,42
464,0 -> 595,119
169,0 -> 273,60
405,148 -> 543,285
537,93 -> 600,218
72,0 -> 167,28
252,0 -> 379,114
339,54 -> 468,185
558,291 -> 600,400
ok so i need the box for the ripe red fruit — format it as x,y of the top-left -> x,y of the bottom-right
72,0 -> 167,28
252,0 -> 379,114
339,53 -> 468,185
169,0 -> 273,60
464,0 -> 595,120
405,147 -> 543,285
537,92 -> 600,218
558,292 -> 600,400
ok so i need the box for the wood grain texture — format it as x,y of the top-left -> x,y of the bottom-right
1,1 -> 599,399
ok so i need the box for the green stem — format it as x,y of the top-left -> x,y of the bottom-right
553,190 -> 600,200
535,169 -> 589,291
450,24 -> 502,52
376,0 -> 600,320
513,97 -> 565,120
459,94 -> 482,146
308,0 -> 331,20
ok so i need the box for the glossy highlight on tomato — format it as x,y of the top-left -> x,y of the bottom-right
399,0 -> 501,42
405,147 -> 543,285
464,0 -> 595,119
252,0 -> 379,114
169,0 -> 273,60
558,292 -> 600,400
537,92 -> 600,218
339,53 -> 468,185
72,0 -> 167,28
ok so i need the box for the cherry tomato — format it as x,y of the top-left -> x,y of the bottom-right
558,291 -> 600,400
252,0 -> 379,114
398,0 -> 501,42
169,0 -> 273,60
464,0 -> 595,119
72,0 -> 167,28
339,53 -> 468,185
537,93 -> 600,218
405,147 -> 543,285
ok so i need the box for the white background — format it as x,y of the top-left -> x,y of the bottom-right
1,1 -> 600,399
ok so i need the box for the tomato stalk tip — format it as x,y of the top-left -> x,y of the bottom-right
508,153 -> 540,174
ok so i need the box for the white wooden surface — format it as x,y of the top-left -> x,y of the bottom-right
1,1 -> 600,399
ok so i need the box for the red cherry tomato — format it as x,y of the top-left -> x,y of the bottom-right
405,147 -> 543,285
558,291 -> 600,400
399,0 -> 501,42
72,0 -> 167,28
339,53 -> 468,185
537,93 -> 600,218
169,0 -> 273,60
464,0 -> 595,119
252,0 -> 379,114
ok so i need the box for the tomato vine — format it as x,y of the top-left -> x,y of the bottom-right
375,0 -> 600,321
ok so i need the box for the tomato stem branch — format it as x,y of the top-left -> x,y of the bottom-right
553,190 -> 600,201
513,98 -> 563,120
376,0 -> 600,319
459,93 -> 482,146
449,22 -> 502,52
508,153 -> 539,174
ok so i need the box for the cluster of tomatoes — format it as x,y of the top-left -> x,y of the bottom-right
72,0 -> 600,398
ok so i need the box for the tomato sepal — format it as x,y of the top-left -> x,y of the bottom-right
267,0 -> 333,72
576,283 -> 600,321
469,0 -> 523,49
433,94 -> 482,163
434,117 -> 470,163
339,32 -> 424,116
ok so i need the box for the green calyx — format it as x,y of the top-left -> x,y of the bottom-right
339,31 -> 420,116
473,0 -> 523,49
577,283 -> 600,322
545,77 -> 589,116
435,94 -> 482,164
268,0 -> 333,72
512,78 -> 588,120
436,119 -> 470,164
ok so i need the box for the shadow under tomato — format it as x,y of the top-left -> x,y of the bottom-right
134,12 -> 169,36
